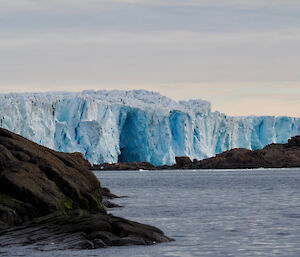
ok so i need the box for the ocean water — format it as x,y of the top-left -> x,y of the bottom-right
3,169 -> 300,257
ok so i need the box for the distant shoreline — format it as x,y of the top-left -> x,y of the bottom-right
91,136 -> 300,171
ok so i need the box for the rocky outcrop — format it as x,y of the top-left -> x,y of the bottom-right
91,158 -> 194,171
94,136 -> 300,171
0,128 -> 172,250
175,156 -> 193,168
192,135 -> 300,169
0,211 -> 171,250
91,162 -> 157,171
0,128 -> 105,229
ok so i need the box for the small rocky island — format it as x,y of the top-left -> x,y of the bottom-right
0,128 -> 172,251
190,136 -> 300,169
93,136 -> 300,170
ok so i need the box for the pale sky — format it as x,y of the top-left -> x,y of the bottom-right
0,0 -> 300,116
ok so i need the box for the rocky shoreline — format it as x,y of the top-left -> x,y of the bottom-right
0,128 -> 172,251
0,211 -> 171,250
92,136 -> 300,170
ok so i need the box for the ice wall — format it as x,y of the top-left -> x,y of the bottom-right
0,90 -> 299,165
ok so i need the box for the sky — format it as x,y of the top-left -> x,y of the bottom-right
0,0 -> 300,117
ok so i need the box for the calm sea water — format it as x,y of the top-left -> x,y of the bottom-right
3,169 -> 300,257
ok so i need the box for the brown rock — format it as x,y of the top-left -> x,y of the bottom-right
175,156 -> 192,168
193,136 -> 300,169
0,128 -> 173,251
91,161 -> 157,171
0,128 -> 105,228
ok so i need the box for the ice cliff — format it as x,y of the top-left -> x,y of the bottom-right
0,90 -> 299,165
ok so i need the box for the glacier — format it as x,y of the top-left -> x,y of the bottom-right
0,90 -> 299,166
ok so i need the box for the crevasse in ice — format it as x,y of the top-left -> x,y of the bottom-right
1,90 -> 299,165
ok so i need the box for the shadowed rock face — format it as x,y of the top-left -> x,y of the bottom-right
0,128 -> 172,250
0,128 -> 104,229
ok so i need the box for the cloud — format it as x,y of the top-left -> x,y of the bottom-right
105,0 -> 300,10
2,29 -> 300,47
1,28 -> 300,86
2,0 -> 300,8
1,0 -> 300,36
1,0 -> 300,116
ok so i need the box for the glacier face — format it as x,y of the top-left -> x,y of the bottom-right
0,90 -> 299,166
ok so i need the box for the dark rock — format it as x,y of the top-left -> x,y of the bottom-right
288,136 -> 300,147
193,135 -> 300,169
101,187 -> 120,199
0,212 -> 173,250
156,164 -> 176,170
0,128 -> 105,228
89,230 -> 120,246
112,236 -> 146,246
93,238 -> 107,248
0,128 -> 173,251
91,162 -> 157,171
103,200 -> 123,208
68,239 -> 94,250
175,156 -> 192,167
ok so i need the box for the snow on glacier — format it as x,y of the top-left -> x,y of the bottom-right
0,90 -> 299,166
